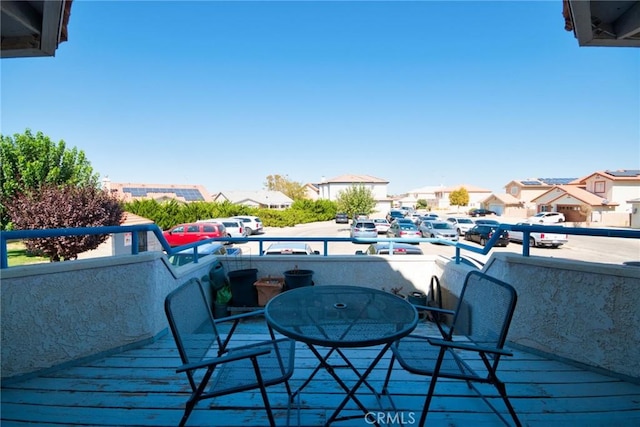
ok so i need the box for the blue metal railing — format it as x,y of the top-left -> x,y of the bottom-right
1,223 -> 639,269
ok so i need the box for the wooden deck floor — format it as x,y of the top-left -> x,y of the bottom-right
2,320 -> 639,427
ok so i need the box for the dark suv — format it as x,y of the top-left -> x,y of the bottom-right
162,222 -> 227,247
464,225 -> 509,247
335,213 -> 349,224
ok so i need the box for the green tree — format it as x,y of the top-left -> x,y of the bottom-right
416,199 -> 429,209
6,185 -> 123,261
449,187 -> 470,208
335,185 -> 376,218
0,129 -> 99,229
264,174 -> 306,200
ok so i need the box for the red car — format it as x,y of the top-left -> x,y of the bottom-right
162,222 -> 227,247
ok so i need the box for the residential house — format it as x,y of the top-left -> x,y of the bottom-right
304,183 -> 319,201
530,170 -> 640,226
398,186 -> 441,209
629,198 -> 640,229
481,178 -> 577,218
213,190 -> 293,209
434,184 -> 492,211
480,193 -> 523,217
105,179 -> 212,203
317,174 -> 393,215
504,178 -> 576,206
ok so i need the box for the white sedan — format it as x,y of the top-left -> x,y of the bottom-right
372,218 -> 391,234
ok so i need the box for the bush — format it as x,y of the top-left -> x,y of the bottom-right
6,185 -> 124,261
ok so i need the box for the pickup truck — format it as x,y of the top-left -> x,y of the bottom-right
508,223 -> 568,248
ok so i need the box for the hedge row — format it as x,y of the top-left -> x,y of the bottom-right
123,199 -> 338,231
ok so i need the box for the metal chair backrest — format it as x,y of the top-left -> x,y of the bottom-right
165,278 -> 223,388
450,271 -> 518,357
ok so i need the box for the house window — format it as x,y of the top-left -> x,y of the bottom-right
594,181 -> 605,194
510,186 -> 518,196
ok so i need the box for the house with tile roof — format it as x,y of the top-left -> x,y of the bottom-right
503,178 -> 577,205
433,184 -> 492,210
213,190 -> 293,209
104,179 -> 212,203
304,183 -> 320,201
480,193 -> 525,217
316,174 -> 393,214
529,170 -> 640,226
398,185 -> 441,209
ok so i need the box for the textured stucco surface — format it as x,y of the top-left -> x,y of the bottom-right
439,253 -> 640,380
1,253 -> 213,380
3,251 -> 638,380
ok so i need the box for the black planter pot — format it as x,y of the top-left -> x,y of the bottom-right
228,268 -> 258,307
407,291 -> 427,307
283,269 -> 314,290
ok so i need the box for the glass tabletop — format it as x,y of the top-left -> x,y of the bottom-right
265,285 -> 418,348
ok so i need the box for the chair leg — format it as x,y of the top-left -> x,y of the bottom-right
179,400 -> 197,427
251,357 -> 277,427
419,348 -> 447,427
495,380 -> 522,427
382,353 -> 396,394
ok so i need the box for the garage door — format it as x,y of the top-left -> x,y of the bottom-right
489,204 -> 503,215
558,205 -> 585,222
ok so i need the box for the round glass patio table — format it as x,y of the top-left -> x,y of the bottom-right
265,285 -> 418,347
265,285 -> 419,425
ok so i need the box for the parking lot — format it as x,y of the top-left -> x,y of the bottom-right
234,218 -> 640,266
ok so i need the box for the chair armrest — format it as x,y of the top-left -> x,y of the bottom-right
176,347 -> 271,373
427,337 -> 513,356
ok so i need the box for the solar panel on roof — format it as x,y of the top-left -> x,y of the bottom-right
122,187 -> 204,201
521,180 -> 542,185
605,170 -> 640,177
538,178 -> 576,185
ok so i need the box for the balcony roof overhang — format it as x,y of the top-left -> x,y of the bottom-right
1,0 -> 72,58
564,0 -> 640,47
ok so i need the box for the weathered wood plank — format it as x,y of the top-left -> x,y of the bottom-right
3,325 -> 640,427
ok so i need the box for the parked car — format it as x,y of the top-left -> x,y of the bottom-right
469,208 -> 498,217
446,217 -> 476,236
356,243 -> 424,255
162,222 -> 227,247
335,213 -> 349,224
350,220 -> 378,239
263,242 -> 319,255
464,225 -> 509,247
392,218 -> 415,226
387,222 -> 422,241
474,219 -> 501,226
167,242 -> 242,266
232,215 -> 264,235
409,212 -> 423,224
386,210 -> 406,223
352,213 -> 369,224
418,220 -> 459,242
372,218 -> 391,234
527,212 -> 566,224
197,218 -> 246,238
423,213 -> 440,221
509,223 -> 569,248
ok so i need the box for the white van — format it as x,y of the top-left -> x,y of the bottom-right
197,218 -> 246,238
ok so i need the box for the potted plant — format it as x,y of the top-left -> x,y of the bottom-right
214,282 -> 232,318
283,264 -> 314,290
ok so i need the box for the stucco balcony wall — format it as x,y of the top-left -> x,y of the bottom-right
0,253 -> 213,380
2,251 -> 638,382
437,253 -> 640,380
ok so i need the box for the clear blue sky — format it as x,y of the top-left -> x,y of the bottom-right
2,1 -> 638,195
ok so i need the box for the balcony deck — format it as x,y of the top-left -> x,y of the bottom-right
2,319 -> 640,427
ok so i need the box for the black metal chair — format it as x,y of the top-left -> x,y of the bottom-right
383,270 -> 521,427
165,278 -> 295,427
